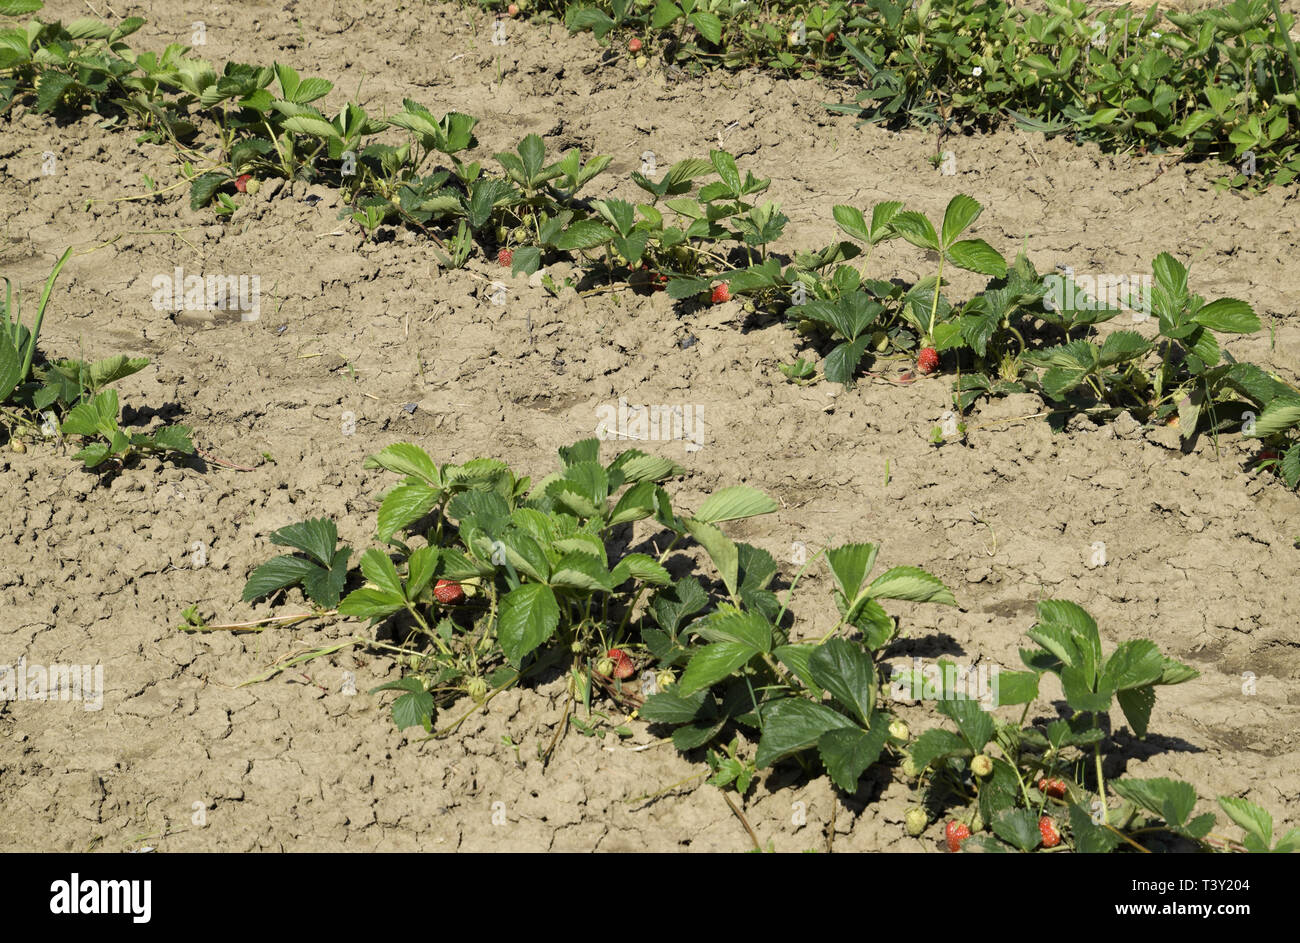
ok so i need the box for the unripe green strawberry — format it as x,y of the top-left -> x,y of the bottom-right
467,676 -> 488,701
796,318 -> 818,336
244,178 -> 261,195
596,657 -> 615,678
888,720 -> 910,741
511,226 -> 530,243
970,754 -> 993,778
495,224 -> 509,243
569,640 -> 583,654
900,753 -> 922,778
905,807 -> 927,836
657,669 -> 677,689
970,809 -> 985,833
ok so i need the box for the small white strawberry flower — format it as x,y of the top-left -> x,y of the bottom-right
972,66 -> 983,77
1152,30 -> 1161,38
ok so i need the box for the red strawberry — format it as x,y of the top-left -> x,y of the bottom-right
1037,777 -> 1067,799
917,347 -> 940,374
628,37 -> 642,53
1039,816 -> 1061,848
607,648 -> 636,680
234,174 -> 252,193
507,3 -> 519,15
433,579 -> 465,604
497,247 -> 513,268
825,32 -> 836,41
711,282 -> 731,304
945,820 -> 972,853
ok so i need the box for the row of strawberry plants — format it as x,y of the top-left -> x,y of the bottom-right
491,0 -> 1300,189
5,5 -> 1298,484
228,436 -> 1296,852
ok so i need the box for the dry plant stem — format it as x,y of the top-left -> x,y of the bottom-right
721,789 -> 763,852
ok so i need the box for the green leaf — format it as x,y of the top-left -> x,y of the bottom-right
376,481 -> 439,541
808,638 -> 876,725
937,696 -> 995,752
823,336 -> 871,386
281,116 -> 342,140
698,610 -> 772,652
361,543 -> 405,595
1068,802 -> 1122,853
241,555 -> 318,603
554,220 -> 615,251
375,677 -> 434,731
337,587 -> 405,620
549,551 -> 613,592
610,553 -> 670,587
269,518 -> 339,568
1251,400 -> 1300,437
303,547 -> 350,608
817,722 -> 890,792
992,809 -> 1042,852
405,546 -> 438,600
908,728 -> 969,769
677,641 -> 760,696
1217,796 -> 1273,847
832,205 -> 870,242
826,542 -> 878,602
946,239 -> 1006,277
889,211 -> 939,251
0,329 -> 20,401
147,425 -> 194,454
87,354 -> 149,391
1193,298 -> 1259,334
754,698 -> 855,768
692,485 -> 778,523
690,11 -> 722,44
189,171 -> 228,210
498,583 -> 560,665
639,687 -> 712,724
991,670 -> 1039,706
363,443 -> 441,486
684,518 -> 738,598
865,566 -> 956,605
1110,777 -> 1198,828
940,194 -> 983,247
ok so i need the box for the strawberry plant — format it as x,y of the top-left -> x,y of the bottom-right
239,438 -> 783,733
2,249 -> 193,468
639,541 -> 956,790
900,600 -> 1202,852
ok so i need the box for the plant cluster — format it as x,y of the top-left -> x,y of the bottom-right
1,249 -> 194,469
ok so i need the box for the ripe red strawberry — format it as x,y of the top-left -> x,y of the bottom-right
945,820 -> 971,853
433,579 -> 465,604
1037,777 -> 1067,799
234,173 -> 252,193
711,282 -> 731,304
507,3 -> 519,15
825,32 -> 836,41
607,648 -> 636,680
1039,816 -> 1061,848
628,37 -> 642,52
917,347 -> 940,374
497,247 -> 513,268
